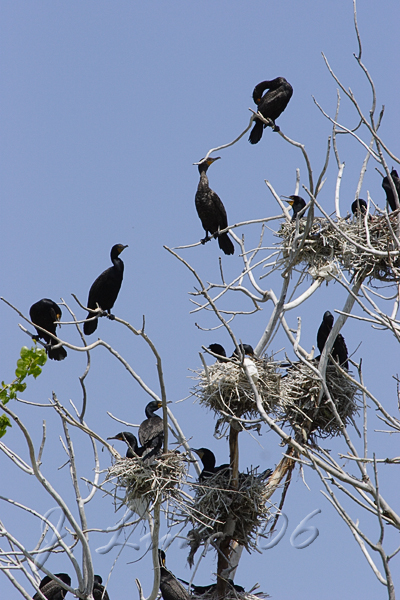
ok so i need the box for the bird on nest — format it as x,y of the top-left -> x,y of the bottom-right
191,447 -> 230,481
283,195 -> 307,221
107,431 -> 144,458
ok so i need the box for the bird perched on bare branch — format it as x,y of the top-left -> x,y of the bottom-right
317,311 -> 349,370
195,157 -> 234,255
30,299 -> 67,361
83,244 -> 128,335
33,573 -> 71,599
382,169 -> 400,211
249,77 -> 293,144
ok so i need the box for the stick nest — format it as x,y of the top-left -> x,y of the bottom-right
105,451 -> 187,509
189,589 -> 269,600
277,213 -> 400,282
187,468 -> 272,561
192,360 -> 281,423
280,362 -> 360,441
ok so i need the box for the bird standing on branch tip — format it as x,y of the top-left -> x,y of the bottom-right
208,343 -> 227,361
32,573 -> 71,599
192,447 -> 230,481
249,77 -> 293,144
29,299 -> 67,361
158,549 -> 190,600
83,244 -> 128,336
351,198 -> 368,216
195,157 -> 235,256
283,195 -> 307,221
317,311 -> 349,370
382,169 -> 400,211
139,401 -> 164,464
107,431 -> 144,458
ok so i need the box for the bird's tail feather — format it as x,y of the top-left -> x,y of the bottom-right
83,314 -> 98,335
249,119 -> 264,144
218,232 -> 234,255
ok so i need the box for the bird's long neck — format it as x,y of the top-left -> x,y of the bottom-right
112,256 -> 124,274
198,168 -> 210,191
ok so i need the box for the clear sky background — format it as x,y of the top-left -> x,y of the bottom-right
1,1 -> 400,599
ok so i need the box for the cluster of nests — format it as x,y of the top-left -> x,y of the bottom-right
277,211 -> 400,283
193,356 -> 359,442
187,467 -> 273,561
105,451 -> 187,513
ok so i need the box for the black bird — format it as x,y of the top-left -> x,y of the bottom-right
195,158 -> 234,256
93,575 -> 110,600
107,432 -> 144,458
33,573 -> 71,600
231,343 -> 255,358
351,198 -> 368,216
317,311 -> 349,370
30,299 -> 67,361
192,448 -> 230,481
382,169 -> 400,211
83,244 -> 128,335
177,578 -> 245,596
158,549 -> 190,600
249,77 -> 293,144
283,195 -> 307,221
139,401 -> 164,463
208,343 -> 227,361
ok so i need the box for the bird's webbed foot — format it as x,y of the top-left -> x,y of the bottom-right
272,123 -> 280,132
107,313 -> 115,321
200,235 -> 211,245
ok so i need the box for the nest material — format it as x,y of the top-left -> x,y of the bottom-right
277,213 -> 400,282
280,362 -> 360,440
192,360 -> 281,423
105,451 -> 186,510
187,468 -> 272,559
189,590 -> 269,600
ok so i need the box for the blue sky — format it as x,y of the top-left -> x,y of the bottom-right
1,1 -> 400,598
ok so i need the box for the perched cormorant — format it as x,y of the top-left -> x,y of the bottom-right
29,299 -> 67,361
208,343 -> 227,362
139,401 -> 164,463
83,244 -> 128,335
249,77 -> 293,144
382,169 -> 400,211
195,158 -> 235,256
232,344 -> 259,381
351,198 -> 368,216
93,575 -> 110,600
192,448 -> 230,481
33,573 -> 71,600
158,549 -> 190,600
177,578 -> 245,595
107,432 -> 144,458
283,196 -> 307,221
317,311 -> 349,370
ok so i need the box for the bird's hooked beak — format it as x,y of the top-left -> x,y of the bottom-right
191,448 -> 204,459
107,434 -> 122,441
193,156 -> 221,166
117,244 -> 128,255
281,195 -> 295,206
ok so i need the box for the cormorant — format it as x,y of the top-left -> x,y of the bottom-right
382,169 -> 400,211
158,549 -> 190,600
83,244 -> 128,335
33,573 -> 71,600
29,299 -> 67,361
284,196 -> 307,221
107,432 -> 144,458
208,343 -> 227,362
351,198 -> 368,216
231,343 -> 259,381
139,401 -> 164,463
195,158 -> 235,256
249,77 -> 293,144
93,575 -> 110,600
317,311 -> 349,370
192,448 -> 230,481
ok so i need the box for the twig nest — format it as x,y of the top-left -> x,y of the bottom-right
105,451 -> 187,510
277,213 -> 400,282
189,590 -> 269,600
187,468 -> 272,562
280,362 -> 360,441
192,360 -> 281,424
